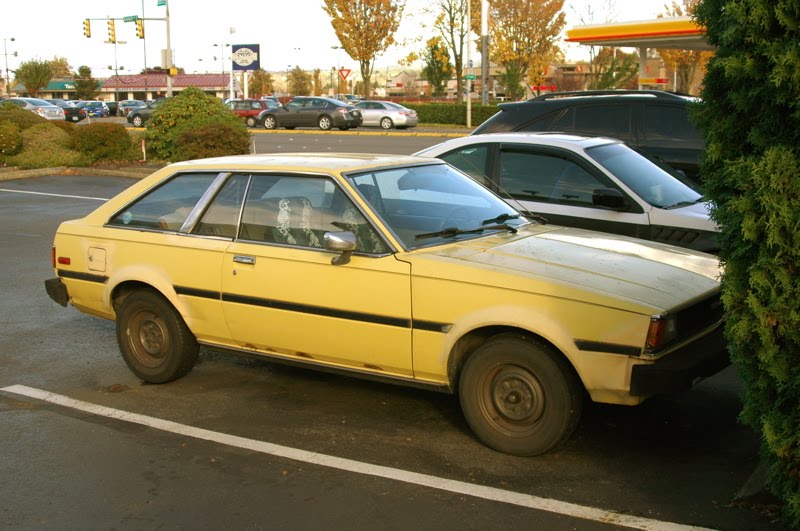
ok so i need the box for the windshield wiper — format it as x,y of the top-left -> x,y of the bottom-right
664,196 -> 705,209
481,213 -> 520,225
415,223 -> 518,241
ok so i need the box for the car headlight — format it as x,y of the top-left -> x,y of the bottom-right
645,314 -> 678,355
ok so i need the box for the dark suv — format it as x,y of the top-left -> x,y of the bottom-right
472,90 -> 705,182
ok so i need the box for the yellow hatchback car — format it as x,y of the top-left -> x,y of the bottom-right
45,153 -> 728,456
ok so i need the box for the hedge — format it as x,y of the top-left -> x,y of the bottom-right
695,0 -> 800,526
402,102 -> 499,127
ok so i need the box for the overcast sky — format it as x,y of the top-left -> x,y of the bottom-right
1,0 -> 672,79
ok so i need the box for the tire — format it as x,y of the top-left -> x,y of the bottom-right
380,117 -> 394,130
318,115 -> 333,130
246,116 -> 257,127
131,115 -> 144,127
262,115 -> 277,130
284,126 -> 296,130
338,126 -> 349,131
458,333 -> 582,456
116,290 -> 199,384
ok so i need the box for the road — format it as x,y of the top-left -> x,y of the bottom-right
0,133 -> 787,530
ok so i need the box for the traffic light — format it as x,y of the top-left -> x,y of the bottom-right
135,19 -> 144,39
107,20 -> 116,43
83,19 -> 91,38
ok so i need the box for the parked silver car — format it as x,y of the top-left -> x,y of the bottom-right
355,100 -> 418,129
1,97 -> 65,121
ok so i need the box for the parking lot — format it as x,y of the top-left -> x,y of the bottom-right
0,142 -> 787,529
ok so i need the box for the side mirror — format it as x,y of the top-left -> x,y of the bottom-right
592,188 -> 629,211
324,231 -> 357,265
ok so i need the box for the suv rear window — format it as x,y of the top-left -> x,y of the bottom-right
551,104 -> 632,142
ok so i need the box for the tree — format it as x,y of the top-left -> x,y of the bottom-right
488,0 -> 566,100
287,66 -> 312,96
312,69 -> 323,96
248,69 -> 275,96
49,57 -> 73,79
73,66 -> 98,100
15,60 -> 53,97
587,47 -> 639,89
430,0 -> 468,103
323,0 -> 406,99
694,0 -> 800,526
421,37 -> 454,97
656,0 -> 712,94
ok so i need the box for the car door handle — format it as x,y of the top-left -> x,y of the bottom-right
233,255 -> 256,265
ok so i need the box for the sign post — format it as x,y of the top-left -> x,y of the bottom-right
232,44 -> 260,99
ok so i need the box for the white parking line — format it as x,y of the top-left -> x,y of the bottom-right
1,384 -> 710,531
0,188 -> 108,201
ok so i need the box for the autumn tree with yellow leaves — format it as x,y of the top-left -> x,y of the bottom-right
657,0 -> 712,94
323,0 -> 406,99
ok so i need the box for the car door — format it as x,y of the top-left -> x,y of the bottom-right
220,172 -> 414,377
281,99 -> 306,126
493,144 -> 650,239
356,102 -> 378,126
302,98 -> 328,126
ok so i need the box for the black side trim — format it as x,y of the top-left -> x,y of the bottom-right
575,340 -> 641,357
222,293 -> 412,329
413,320 -> 453,333
57,269 -> 108,284
175,286 -> 221,300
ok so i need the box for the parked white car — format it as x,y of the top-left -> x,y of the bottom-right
2,97 -> 65,121
416,132 -> 719,253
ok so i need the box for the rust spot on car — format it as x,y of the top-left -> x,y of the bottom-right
363,364 -> 383,371
295,351 -> 313,359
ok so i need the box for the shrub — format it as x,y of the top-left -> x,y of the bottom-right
0,121 -> 22,158
49,120 -> 76,136
174,120 -> 251,161
6,123 -> 85,169
145,87 -> 247,160
72,122 -> 137,163
695,0 -> 800,526
0,104 -> 48,130
402,102 -> 498,127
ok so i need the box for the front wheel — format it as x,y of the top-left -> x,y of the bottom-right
262,115 -> 277,130
131,115 -> 144,127
116,290 -> 199,384
318,115 -> 333,130
459,333 -> 582,456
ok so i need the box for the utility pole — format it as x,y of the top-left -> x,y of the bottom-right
165,0 -> 173,96
466,0 -> 472,128
481,0 -> 489,105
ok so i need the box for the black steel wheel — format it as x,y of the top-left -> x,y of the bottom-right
116,290 -> 199,384
459,333 -> 582,456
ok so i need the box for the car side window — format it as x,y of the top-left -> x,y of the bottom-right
643,104 -> 702,143
556,105 -> 632,141
108,172 -> 219,231
498,148 -> 606,207
193,174 -> 249,238
238,174 -> 388,254
439,145 -> 492,186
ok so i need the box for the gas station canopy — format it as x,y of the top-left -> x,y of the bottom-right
565,16 -> 712,51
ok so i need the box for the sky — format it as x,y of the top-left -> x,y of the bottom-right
0,0 -> 672,80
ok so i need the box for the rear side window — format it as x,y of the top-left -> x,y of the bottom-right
555,104 -> 632,141
643,104 -> 702,142
439,145 -> 492,185
108,173 -> 218,231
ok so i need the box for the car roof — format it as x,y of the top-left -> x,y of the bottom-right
165,152 -> 442,174
421,132 -> 622,153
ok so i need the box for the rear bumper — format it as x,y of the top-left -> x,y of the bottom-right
630,324 -> 730,396
44,277 -> 69,307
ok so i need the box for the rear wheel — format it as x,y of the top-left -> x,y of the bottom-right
318,115 -> 333,130
116,290 -> 199,384
262,115 -> 277,130
380,117 -> 394,130
246,116 -> 257,127
459,333 -> 582,456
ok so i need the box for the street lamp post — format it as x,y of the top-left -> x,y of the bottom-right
3,37 -> 16,97
213,43 -> 231,99
106,39 -> 127,103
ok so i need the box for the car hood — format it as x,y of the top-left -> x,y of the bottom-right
412,225 -> 722,313
648,200 -> 718,232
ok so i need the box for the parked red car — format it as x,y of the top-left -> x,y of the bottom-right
226,99 -> 279,127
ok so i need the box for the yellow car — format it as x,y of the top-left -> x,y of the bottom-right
45,153 -> 728,456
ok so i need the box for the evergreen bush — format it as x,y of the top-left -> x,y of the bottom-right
695,0 -> 800,525
145,87 -> 247,160
0,121 -> 22,159
6,123 -> 85,169
0,104 -> 48,130
73,122 -> 137,163
174,121 -> 251,161
402,102 -> 498,127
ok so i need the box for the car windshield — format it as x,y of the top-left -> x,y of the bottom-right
347,163 -> 528,249
585,143 -> 703,209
